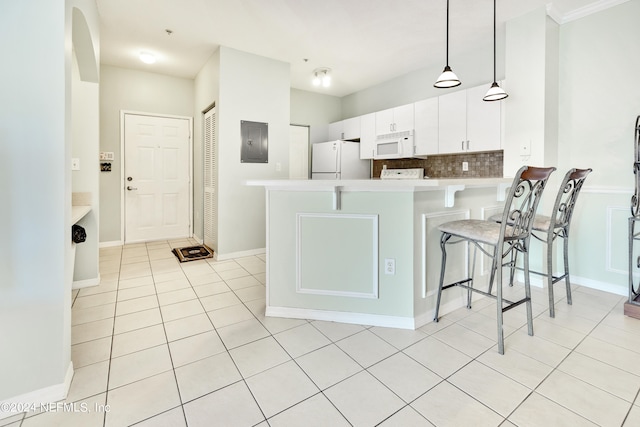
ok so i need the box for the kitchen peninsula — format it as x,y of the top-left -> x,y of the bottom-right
247,177 -> 512,329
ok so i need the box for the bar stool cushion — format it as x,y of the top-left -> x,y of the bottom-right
531,215 -> 552,232
438,219 -> 514,246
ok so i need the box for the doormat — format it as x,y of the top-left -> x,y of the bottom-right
172,245 -> 214,262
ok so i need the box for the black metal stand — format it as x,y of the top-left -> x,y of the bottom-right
626,116 -> 640,318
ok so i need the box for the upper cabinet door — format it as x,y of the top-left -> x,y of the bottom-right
438,90 -> 467,154
466,84 -> 501,152
359,113 -> 376,159
414,98 -> 438,156
375,108 -> 395,135
375,105 -> 414,135
328,121 -> 343,140
342,116 -> 361,140
392,104 -> 414,133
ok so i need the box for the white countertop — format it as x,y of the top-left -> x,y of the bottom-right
71,205 -> 92,224
246,177 -> 512,191
247,177 -> 513,208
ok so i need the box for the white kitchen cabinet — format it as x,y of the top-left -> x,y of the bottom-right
328,121 -> 343,140
438,84 -> 501,154
466,84 -> 501,152
375,104 -> 414,135
414,98 -> 439,156
438,90 -> 467,154
328,116 -> 362,141
359,113 -> 376,159
343,116 -> 361,140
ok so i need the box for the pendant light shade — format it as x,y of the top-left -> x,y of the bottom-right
483,82 -> 508,101
435,65 -> 461,88
434,0 -> 461,88
484,0 -> 508,101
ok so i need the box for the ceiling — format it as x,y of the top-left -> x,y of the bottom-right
96,0 -> 614,97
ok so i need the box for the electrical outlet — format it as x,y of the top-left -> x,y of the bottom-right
462,161 -> 469,172
520,140 -> 531,156
384,258 -> 395,275
71,158 -> 80,171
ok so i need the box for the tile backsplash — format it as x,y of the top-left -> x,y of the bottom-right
372,150 -> 503,179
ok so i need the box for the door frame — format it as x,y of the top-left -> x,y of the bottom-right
289,124 -> 311,179
120,110 -> 194,244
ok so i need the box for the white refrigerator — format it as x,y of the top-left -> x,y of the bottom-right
311,140 -> 370,180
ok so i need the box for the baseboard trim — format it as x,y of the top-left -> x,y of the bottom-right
215,248 -> 266,261
570,274 -> 626,296
99,240 -> 123,248
516,272 -> 625,295
0,362 -> 73,420
266,306 -> 416,330
72,276 -> 100,290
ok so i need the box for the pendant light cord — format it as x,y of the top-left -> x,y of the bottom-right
445,0 -> 450,66
492,0 -> 496,82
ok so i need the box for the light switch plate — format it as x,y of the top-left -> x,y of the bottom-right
71,158 -> 80,171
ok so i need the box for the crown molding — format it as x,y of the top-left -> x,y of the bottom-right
546,0 -> 630,24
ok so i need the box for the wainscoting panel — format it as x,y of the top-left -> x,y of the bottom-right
421,210 -> 469,298
296,213 -> 379,298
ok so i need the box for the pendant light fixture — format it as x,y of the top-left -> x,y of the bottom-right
483,0 -> 508,101
434,0 -> 461,88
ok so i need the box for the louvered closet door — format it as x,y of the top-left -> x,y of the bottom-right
203,107 -> 218,251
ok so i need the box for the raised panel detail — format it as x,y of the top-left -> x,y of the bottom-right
297,213 -> 379,298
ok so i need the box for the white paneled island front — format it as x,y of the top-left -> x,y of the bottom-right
247,177 -> 512,329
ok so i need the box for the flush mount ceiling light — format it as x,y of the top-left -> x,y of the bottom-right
434,0 -> 461,88
483,0 -> 508,101
312,68 -> 331,88
139,51 -> 156,64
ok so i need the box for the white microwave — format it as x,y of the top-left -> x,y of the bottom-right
374,131 -> 414,159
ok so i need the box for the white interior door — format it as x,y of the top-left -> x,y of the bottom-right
289,125 -> 310,179
124,113 -> 191,243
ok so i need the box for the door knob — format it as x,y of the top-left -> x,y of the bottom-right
127,186 -> 138,191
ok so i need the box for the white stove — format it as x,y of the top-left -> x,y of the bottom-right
380,168 -> 425,180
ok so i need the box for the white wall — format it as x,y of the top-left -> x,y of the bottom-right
503,8 -> 549,177
71,50 -> 100,283
99,65 -> 194,243
290,88 -> 341,143
215,46 -> 290,256
0,0 -> 99,405
556,0 -> 640,294
192,50 -> 220,242
340,35 -> 502,119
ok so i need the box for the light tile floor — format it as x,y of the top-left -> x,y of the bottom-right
4,238 -> 640,426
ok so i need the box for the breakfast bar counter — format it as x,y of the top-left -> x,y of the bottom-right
247,177 -> 512,329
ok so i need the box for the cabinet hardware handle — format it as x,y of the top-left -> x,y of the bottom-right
127,186 -> 138,191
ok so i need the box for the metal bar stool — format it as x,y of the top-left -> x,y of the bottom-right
529,168 -> 592,317
433,165 -> 556,354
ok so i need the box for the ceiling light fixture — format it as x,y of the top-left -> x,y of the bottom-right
483,0 -> 508,101
434,0 -> 461,88
139,51 -> 156,64
312,68 -> 331,88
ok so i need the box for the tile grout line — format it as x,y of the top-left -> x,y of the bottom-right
102,244 -> 123,427
146,240 -> 190,427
